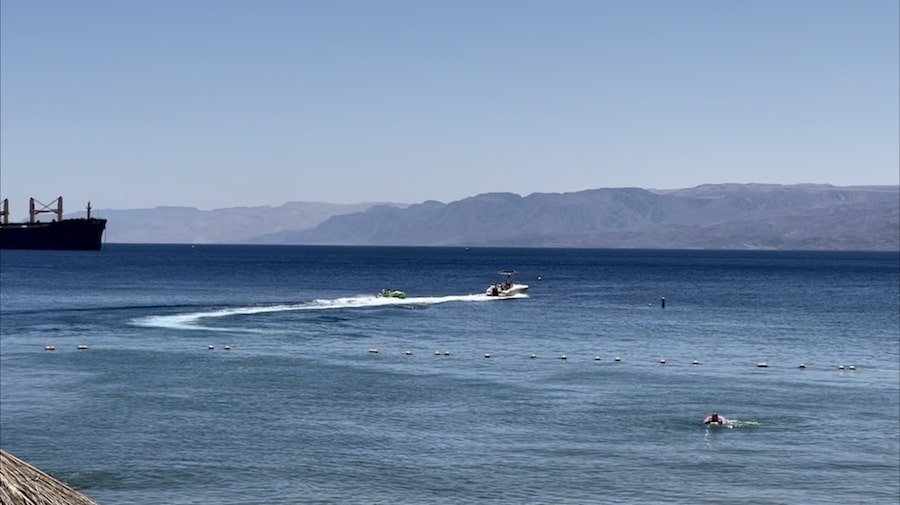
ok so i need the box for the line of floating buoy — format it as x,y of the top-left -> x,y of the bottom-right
31,342 -> 852,372
356,349 -> 861,371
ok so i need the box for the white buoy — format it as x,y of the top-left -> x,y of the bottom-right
757,362 -> 768,368
798,363 -> 806,369
434,351 -> 441,355
405,351 -> 413,356
838,365 -> 845,370
559,354 -> 568,360
484,353 -> 491,359
594,356 -> 602,361
224,345 -> 231,351
849,365 -> 856,371
692,360 -> 700,365
77,344 -> 88,351
529,353 -> 538,359
208,345 -> 214,350
368,348 -> 379,354
659,358 -> 667,365
614,356 -> 621,362
44,345 -> 56,351
443,351 -> 451,356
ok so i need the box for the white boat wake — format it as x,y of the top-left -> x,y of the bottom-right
132,293 -> 527,331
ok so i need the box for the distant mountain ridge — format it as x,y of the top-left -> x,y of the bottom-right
91,201 -> 394,244
86,184 -> 899,250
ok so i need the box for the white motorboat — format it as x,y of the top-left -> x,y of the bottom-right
485,270 -> 529,297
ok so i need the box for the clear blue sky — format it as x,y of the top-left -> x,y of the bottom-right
1,0 -> 898,215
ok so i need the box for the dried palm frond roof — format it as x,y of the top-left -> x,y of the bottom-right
0,448 -> 99,505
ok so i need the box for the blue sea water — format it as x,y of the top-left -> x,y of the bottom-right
1,245 -> 898,505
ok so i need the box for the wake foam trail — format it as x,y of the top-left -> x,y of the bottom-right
131,293 -> 523,331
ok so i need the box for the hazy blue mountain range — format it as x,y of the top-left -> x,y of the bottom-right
92,202 -> 388,245
86,184 -> 899,250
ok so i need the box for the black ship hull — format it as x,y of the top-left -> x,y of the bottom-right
0,218 -> 107,250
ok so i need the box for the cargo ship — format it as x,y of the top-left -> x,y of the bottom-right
0,197 -> 107,250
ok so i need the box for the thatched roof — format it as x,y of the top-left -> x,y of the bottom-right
0,448 -> 99,505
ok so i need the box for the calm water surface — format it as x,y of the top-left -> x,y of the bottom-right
1,245 -> 898,504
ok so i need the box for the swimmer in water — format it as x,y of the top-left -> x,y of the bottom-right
704,412 -> 725,425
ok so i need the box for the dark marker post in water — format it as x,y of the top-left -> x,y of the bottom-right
661,297 -> 666,309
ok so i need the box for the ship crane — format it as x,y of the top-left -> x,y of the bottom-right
29,196 -> 64,223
